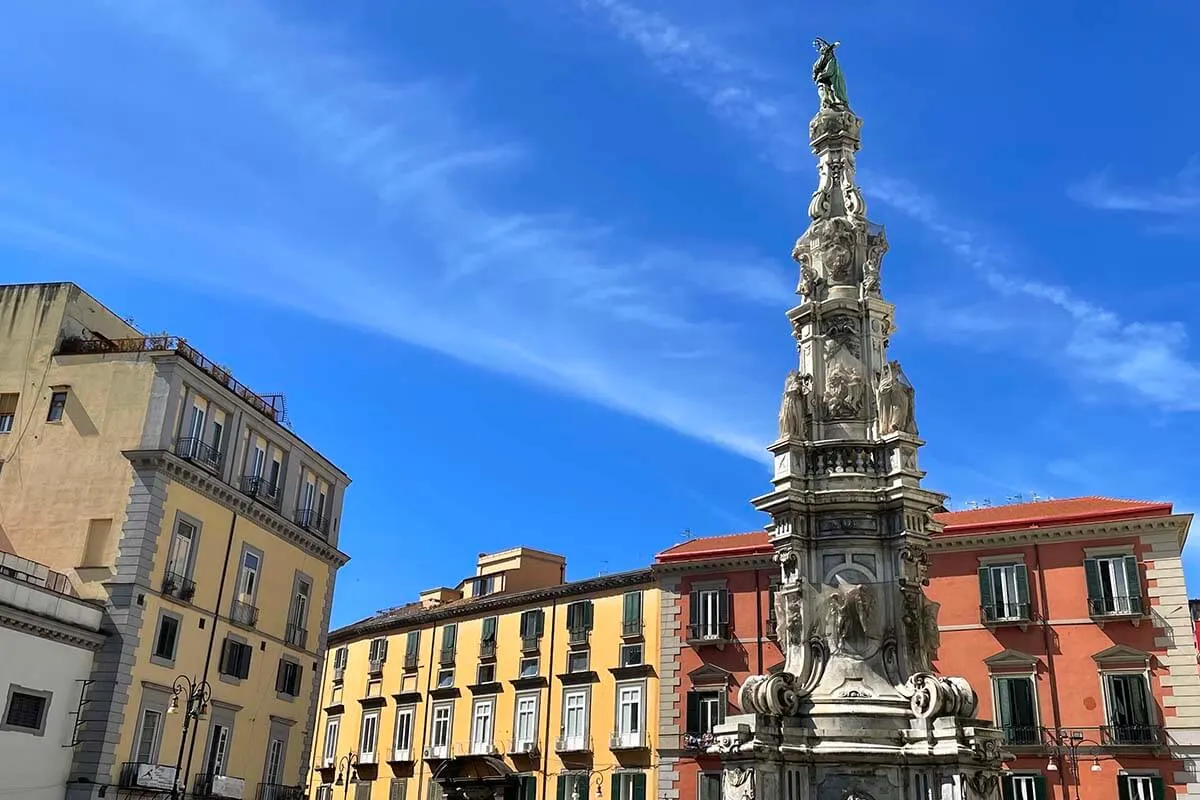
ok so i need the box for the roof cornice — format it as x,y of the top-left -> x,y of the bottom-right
123,449 -> 350,568
652,553 -> 773,575
929,513 -> 1191,552
0,603 -> 106,650
330,568 -> 654,645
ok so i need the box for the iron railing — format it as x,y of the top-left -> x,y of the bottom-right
230,599 -> 259,629
1001,725 -> 1041,746
568,627 -> 590,646
57,335 -> 284,424
404,652 -> 419,670
687,622 -> 730,642
1100,724 -> 1163,746
241,475 -> 283,506
285,623 -> 307,649
161,571 -> 197,602
295,507 -> 331,537
622,619 -> 644,637
119,762 -> 176,789
521,635 -> 541,652
479,640 -> 497,659
0,551 -> 75,596
980,602 -> 1033,624
439,647 -> 456,666
1088,595 -> 1145,617
174,437 -> 223,470
257,784 -> 306,800
193,772 -> 245,798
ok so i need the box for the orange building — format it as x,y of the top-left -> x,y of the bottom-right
653,497 -> 1198,800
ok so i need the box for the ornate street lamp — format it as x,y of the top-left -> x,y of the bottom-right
167,675 -> 212,800
333,752 -> 359,799
1043,728 -> 1105,800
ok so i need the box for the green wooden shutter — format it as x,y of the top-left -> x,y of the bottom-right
1124,555 -> 1143,613
275,659 -> 286,693
556,776 -> 566,800
1000,776 -> 1014,800
1084,558 -> 1103,607
407,632 -> 420,656
611,774 -> 620,800
294,663 -> 303,695
482,617 -> 497,641
632,774 -> 645,800
996,678 -> 1013,729
566,603 -> 578,631
623,592 -> 641,626
535,609 -> 545,636
1014,564 -> 1030,616
978,567 -> 995,620
689,591 -> 700,635
584,600 -> 594,629
717,589 -> 730,633
1033,775 -> 1047,800
444,624 -> 457,650
1117,776 -> 1131,800
525,777 -> 537,800
1151,776 -> 1165,800
686,692 -> 700,734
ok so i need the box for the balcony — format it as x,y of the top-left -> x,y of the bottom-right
285,623 -> 308,649
1088,595 -> 1145,621
332,667 -> 345,683
390,749 -> 413,763
404,652 -> 419,671
622,619 -> 644,638
521,635 -> 541,653
193,772 -> 246,799
609,731 -> 648,750
555,736 -> 591,754
174,437 -> 223,471
682,732 -> 715,752
161,571 -> 197,603
980,602 -> 1034,627
479,640 -> 497,660
687,622 -> 730,645
509,739 -> 539,756
230,599 -> 259,629
423,745 -> 450,760
257,784 -> 306,800
568,628 -> 590,646
240,475 -> 283,508
439,648 -> 456,666
1000,725 -> 1041,747
119,762 -> 177,791
57,335 -> 286,425
1100,724 -> 1164,747
368,658 -> 385,676
468,741 -> 500,756
294,507 -> 331,539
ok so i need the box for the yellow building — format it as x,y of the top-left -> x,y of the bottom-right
0,283 -> 351,800
314,548 -> 657,800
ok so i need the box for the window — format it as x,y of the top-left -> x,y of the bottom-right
480,616 -> 497,658
622,591 -> 643,636
1001,775 -> 1046,800
332,647 -> 348,681
276,659 -> 303,697
248,438 -> 267,480
979,563 -> 1031,622
611,773 -> 647,800
562,690 -> 587,749
393,706 -> 414,759
264,737 -> 285,785
355,783 -> 374,800
557,774 -> 589,800
153,614 -> 180,662
620,643 -> 643,667
1086,555 -> 1143,616
429,782 -> 445,800
165,518 -> 197,579
689,588 -> 730,640
404,631 -> 421,669
47,390 -> 67,422
767,585 -> 778,640
567,651 -> 589,673
0,392 -> 17,433
476,664 -> 496,685
236,549 -> 261,604
699,774 -> 723,800
431,703 -> 453,752
1104,673 -> 1157,744
323,717 -> 341,764
519,657 -> 539,678
515,776 -> 536,800
994,677 -> 1038,745
134,708 -> 162,762
471,699 -> 495,754
566,600 -> 594,642
301,474 -> 317,512
360,710 -> 380,763
686,690 -> 725,734
471,575 -> 498,597
519,610 -> 545,645
267,450 -> 283,494
205,722 -> 231,777
514,695 -> 538,748
390,778 -> 409,800
219,638 -> 252,679
1121,775 -> 1165,800
289,576 -> 311,636
615,685 -> 642,746
440,624 -> 458,662
369,637 -> 388,672
436,668 -> 454,689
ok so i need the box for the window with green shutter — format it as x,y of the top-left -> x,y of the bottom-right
1104,674 -> 1156,744
440,624 -> 457,664
520,610 -> 545,650
689,588 -> 730,641
699,773 -> 723,800
993,677 -> 1038,745
1086,555 -> 1143,617
1118,774 -> 1164,800
622,592 -> 643,637
480,616 -> 498,658
566,600 -> 594,644
404,631 -> 420,670
557,774 -> 588,800
978,563 -> 1031,623
1001,774 -> 1046,800
611,773 -> 646,800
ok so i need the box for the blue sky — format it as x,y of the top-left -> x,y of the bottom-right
3,1 -> 1199,626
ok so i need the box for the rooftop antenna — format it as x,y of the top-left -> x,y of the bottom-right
980,498 -> 993,508
1006,494 -> 1024,505
681,528 -> 693,540
598,560 -> 609,576
965,500 -> 979,510
1030,491 -> 1043,502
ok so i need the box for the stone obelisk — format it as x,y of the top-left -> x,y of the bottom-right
710,39 -> 1004,800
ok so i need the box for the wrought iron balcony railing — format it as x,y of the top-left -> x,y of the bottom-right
294,507 -> 331,538
439,647 -> 457,666
240,475 -> 283,506
1000,725 -> 1041,746
622,619 -> 644,637
980,602 -> 1033,625
568,627 -> 590,646
521,635 -> 541,653
230,599 -> 259,629
479,640 -> 497,659
687,622 -> 730,643
257,784 -> 306,800
174,437 -> 223,470
193,772 -> 246,799
161,571 -> 197,602
404,652 -> 419,671
119,762 -> 177,790
1100,724 -> 1164,746
1088,595 -> 1145,618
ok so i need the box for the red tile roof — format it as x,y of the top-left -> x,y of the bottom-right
655,497 -> 1174,562
934,496 -> 1172,534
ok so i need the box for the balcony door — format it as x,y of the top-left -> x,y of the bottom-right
616,685 -> 641,747
1104,673 -> 1154,744
205,723 -> 230,778
514,696 -> 536,748
563,691 -> 586,750
993,676 -> 1037,745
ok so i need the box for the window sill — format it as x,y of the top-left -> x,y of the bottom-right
150,655 -> 177,669
556,670 -> 599,686
686,636 -> 730,649
276,692 -> 298,703
610,664 -> 655,680
218,673 -> 242,686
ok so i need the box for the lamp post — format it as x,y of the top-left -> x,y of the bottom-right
1043,728 -> 1104,800
333,752 -> 358,800
167,675 -> 212,800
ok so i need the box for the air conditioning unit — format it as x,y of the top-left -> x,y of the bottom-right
322,757 -> 335,768
423,747 -> 443,759
520,741 -> 538,754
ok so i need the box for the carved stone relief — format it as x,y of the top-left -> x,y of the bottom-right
778,370 -> 807,440
824,362 -> 864,419
875,360 -> 918,436
823,571 -> 877,660
824,315 -> 861,358
723,769 -> 755,800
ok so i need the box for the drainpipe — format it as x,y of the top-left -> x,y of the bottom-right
417,622 -> 438,800
540,601 -> 560,800
182,509 -> 239,794
1033,542 -> 1065,799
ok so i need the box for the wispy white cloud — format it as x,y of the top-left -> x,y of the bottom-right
1069,157 -> 1200,217
579,0 -> 1200,415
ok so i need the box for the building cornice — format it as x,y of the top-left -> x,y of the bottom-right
0,603 -> 106,651
651,554 -> 773,575
928,514 -> 1191,553
123,449 -> 350,569
330,569 -> 653,645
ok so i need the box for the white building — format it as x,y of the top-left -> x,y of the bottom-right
0,549 -> 105,799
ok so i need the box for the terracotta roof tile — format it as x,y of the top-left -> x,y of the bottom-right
655,531 -> 770,562
934,496 -> 1171,533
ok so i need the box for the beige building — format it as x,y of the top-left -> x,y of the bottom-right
315,547 -> 657,800
0,282 -> 351,799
